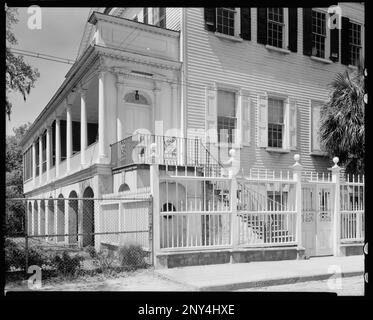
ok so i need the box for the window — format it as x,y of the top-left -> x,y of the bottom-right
142,8 -> 166,27
42,132 -> 47,173
216,7 -> 236,36
217,90 -> 236,144
312,10 -> 326,58
23,146 -> 33,181
267,8 -> 284,48
349,22 -> 362,66
268,98 -> 284,148
35,139 -> 39,176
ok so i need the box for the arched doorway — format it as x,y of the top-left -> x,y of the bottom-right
48,197 -> 55,240
40,200 -> 45,236
28,202 -> 32,236
33,201 -> 39,236
118,183 -> 130,192
68,191 -> 78,244
57,194 -> 65,242
82,187 -> 94,247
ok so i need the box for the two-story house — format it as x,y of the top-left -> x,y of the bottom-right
20,6 -> 364,260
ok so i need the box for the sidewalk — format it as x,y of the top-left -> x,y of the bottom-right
155,255 -> 364,291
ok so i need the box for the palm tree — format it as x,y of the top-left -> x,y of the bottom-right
319,63 -> 365,175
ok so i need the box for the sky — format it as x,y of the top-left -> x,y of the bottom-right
6,7 -> 91,135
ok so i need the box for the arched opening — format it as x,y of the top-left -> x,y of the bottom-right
57,194 -> 65,242
40,200 -> 45,236
28,202 -> 32,236
33,201 -> 39,236
82,187 -> 94,247
68,191 -> 78,244
118,183 -> 130,192
47,197 -> 55,239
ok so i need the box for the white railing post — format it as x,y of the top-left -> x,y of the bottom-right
149,143 -> 161,268
229,149 -> 239,262
329,157 -> 342,256
292,154 -> 303,252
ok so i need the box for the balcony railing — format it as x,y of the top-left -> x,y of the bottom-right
110,133 -> 223,173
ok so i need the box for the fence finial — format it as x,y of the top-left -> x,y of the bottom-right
292,154 -> 302,170
332,156 -> 339,168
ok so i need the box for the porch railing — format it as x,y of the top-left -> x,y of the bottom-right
110,133 -> 224,175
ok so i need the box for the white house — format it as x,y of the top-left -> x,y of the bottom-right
20,6 -> 364,267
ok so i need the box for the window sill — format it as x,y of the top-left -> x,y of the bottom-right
310,56 -> 333,64
348,64 -> 358,70
214,32 -> 243,42
310,151 -> 328,157
266,147 -> 290,154
265,45 -> 291,54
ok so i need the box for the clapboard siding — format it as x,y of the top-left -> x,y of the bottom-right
184,7 -> 363,172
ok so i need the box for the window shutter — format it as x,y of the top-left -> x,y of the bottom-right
288,8 -> 298,52
159,8 -> 166,28
240,8 -> 251,40
239,90 -> 251,146
204,8 -> 216,32
143,8 -> 148,24
329,13 -> 340,62
257,95 -> 268,147
206,87 -> 218,143
257,8 -> 267,45
303,8 -> 313,56
312,104 -> 321,151
341,17 -> 350,65
289,98 -> 297,150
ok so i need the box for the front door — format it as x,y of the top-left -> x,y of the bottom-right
302,184 -> 333,257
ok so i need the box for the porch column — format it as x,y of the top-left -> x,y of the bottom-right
330,157 -> 342,256
39,134 -> 43,185
55,117 -> 61,177
292,154 -> 303,253
32,141 -> 36,185
80,88 -> 87,167
116,80 -> 124,142
66,102 -> 72,173
98,68 -> 107,161
46,125 -> 51,182
152,87 -> 161,134
171,83 -> 178,131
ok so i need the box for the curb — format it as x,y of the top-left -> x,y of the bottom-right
156,270 -> 364,291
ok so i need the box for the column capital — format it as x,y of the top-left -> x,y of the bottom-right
76,85 -> 88,96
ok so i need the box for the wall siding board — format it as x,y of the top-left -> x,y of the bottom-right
184,7 -> 363,173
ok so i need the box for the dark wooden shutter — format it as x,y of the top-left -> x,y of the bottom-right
341,17 -> 350,65
240,8 -> 251,40
204,8 -> 216,32
288,8 -> 298,52
257,8 -> 267,45
159,7 -> 166,28
329,13 -> 339,62
303,8 -> 313,56
143,8 -> 148,24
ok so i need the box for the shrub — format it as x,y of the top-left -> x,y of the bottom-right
92,249 -> 117,275
118,245 -> 148,271
52,251 -> 84,278
85,245 -> 98,259
5,238 -> 51,271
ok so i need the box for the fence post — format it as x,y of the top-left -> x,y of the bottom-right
149,143 -> 161,268
329,157 -> 342,256
292,154 -> 303,255
229,149 -> 239,263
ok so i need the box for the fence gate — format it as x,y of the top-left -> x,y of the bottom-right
302,184 -> 334,257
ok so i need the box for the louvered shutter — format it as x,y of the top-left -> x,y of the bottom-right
329,12 -> 340,62
303,8 -> 313,56
289,98 -> 297,150
159,8 -> 166,28
240,8 -> 251,40
257,95 -> 268,147
204,8 -> 216,32
341,17 -> 350,65
239,90 -> 251,146
257,8 -> 267,45
288,8 -> 298,52
206,87 -> 218,143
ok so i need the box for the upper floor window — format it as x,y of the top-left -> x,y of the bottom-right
268,98 -> 285,148
217,89 -> 236,144
23,146 -> 33,182
349,22 -> 362,66
143,8 -> 166,28
216,7 -> 236,36
312,10 -> 326,58
267,8 -> 284,48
